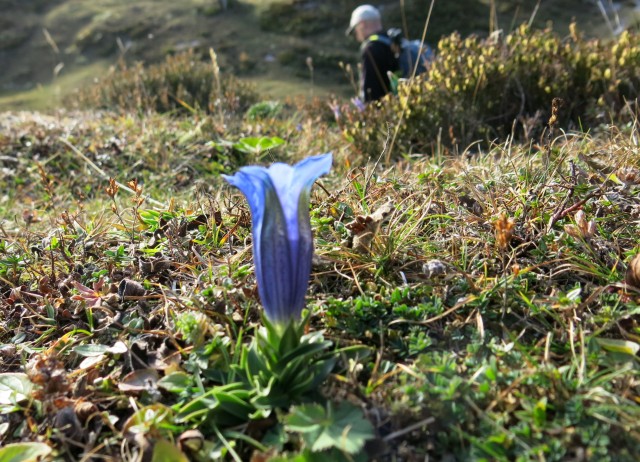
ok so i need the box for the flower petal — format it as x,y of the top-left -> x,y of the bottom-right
262,154 -> 332,251
258,184 -> 294,321
223,153 -> 332,322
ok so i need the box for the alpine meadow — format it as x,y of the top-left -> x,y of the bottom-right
1,1 -> 640,461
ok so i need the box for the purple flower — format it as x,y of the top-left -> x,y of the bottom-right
351,97 -> 366,112
328,100 -> 341,121
223,153 -> 332,323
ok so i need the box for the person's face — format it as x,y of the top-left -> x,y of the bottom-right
354,22 -> 367,42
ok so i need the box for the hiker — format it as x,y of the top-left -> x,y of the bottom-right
346,4 -> 399,103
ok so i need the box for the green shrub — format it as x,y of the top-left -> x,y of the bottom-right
246,100 -> 282,121
69,50 -> 258,116
342,25 -> 640,157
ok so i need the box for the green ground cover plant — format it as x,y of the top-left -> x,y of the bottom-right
1,23 -> 640,462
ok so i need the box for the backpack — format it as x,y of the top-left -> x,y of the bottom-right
364,31 -> 434,95
387,28 -> 434,79
396,38 -> 433,78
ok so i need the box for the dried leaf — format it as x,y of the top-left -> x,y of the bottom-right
625,254 -> 640,289
177,429 -> 205,453
54,406 -> 82,440
25,355 -> 69,396
494,213 -> 515,250
118,279 -> 146,298
422,259 -> 449,279
345,201 -> 394,252
74,400 -> 99,424
459,194 -> 484,216
616,167 -> 640,188
139,258 -> 173,274
118,368 -> 160,393
564,224 -> 581,239
575,210 -> 587,230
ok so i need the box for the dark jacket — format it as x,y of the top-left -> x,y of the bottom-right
360,31 -> 399,102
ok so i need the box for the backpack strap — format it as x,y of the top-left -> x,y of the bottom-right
361,34 -> 392,50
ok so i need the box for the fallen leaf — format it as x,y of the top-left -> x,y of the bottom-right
118,368 -> 160,393
625,254 -> 640,289
107,340 -> 129,355
345,201 -> 394,252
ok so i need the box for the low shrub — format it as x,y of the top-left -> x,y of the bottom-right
342,25 -> 640,157
245,100 -> 282,121
69,50 -> 258,116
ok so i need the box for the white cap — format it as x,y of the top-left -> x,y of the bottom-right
346,5 -> 381,36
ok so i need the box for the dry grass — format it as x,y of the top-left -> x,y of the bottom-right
0,102 -> 639,460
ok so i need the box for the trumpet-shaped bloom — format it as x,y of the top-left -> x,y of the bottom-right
223,153 -> 332,323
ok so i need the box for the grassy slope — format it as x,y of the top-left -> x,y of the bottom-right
0,101 -> 639,461
2,0 -> 640,110
0,0 -> 356,109
0,1 -> 639,461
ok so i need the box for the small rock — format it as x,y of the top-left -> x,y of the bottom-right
423,259 -> 448,278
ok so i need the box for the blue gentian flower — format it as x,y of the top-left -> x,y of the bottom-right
223,153 -> 332,323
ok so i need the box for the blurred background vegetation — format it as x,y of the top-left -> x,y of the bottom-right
1,0 -> 639,110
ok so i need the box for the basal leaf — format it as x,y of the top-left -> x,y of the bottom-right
317,403 -> 373,454
233,136 -> 285,155
596,338 -> 640,356
285,402 -> 373,455
284,403 -> 324,433
157,372 -> 193,393
151,438 -> 189,462
122,403 -> 173,435
213,389 -> 254,420
0,373 -> 34,405
0,442 -> 52,462
73,344 -> 110,357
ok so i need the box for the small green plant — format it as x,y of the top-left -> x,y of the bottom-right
246,101 -> 282,121
104,244 -> 133,265
174,311 -> 209,346
283,401 -> 374,457
232,135 -> 285,159
234,316 -> 337,409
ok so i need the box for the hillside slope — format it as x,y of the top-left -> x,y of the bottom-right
0,0 -> 637,110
